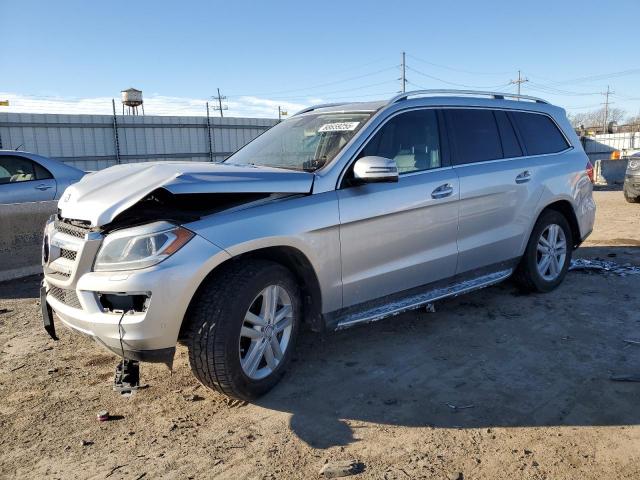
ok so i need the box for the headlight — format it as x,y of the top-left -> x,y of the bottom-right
628,159 -> 640,171
94,222 -> 194,272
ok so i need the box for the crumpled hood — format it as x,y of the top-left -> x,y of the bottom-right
58,161 -> 314,226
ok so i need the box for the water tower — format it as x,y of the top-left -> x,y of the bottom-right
121,87 -> 144,115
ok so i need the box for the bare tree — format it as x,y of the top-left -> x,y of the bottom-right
568,107 -> 626,128
626,112 -> 640,126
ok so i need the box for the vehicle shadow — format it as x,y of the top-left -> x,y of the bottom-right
0,274 -> 42,301
257,246 -> 640,448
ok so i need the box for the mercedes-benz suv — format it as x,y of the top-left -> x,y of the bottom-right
41,90 -> 596,400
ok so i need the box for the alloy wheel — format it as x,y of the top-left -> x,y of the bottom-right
536,224 -> 567,281
239,285 -> 294,380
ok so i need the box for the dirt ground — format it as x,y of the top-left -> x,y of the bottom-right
1,189 -> 639,480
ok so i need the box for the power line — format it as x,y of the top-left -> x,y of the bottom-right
406,53 -> 511,76
225,65 -> 398,98
528,68 -> 640,87
406,65 -> 511,89
526,82 -> 600,97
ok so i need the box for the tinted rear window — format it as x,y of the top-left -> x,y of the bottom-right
510,111 -> 569,155
445,109 -> 503,164
494,111 -> 523,158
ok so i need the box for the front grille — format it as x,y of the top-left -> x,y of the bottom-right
48,286 -> 82,309
48,270 -> 71,280
59,248 -> 77,261
55,217 -> 92,239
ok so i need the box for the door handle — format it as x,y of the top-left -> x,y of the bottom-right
35,184 -> 53,191
431,183 -> 454,199
515,171 -> 532,184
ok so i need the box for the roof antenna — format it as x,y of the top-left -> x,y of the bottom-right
14,144 -> 24,151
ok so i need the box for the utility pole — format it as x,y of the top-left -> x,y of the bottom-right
206,101 -> 214,162
400,51 -> 406,93
212,88 -> 228,118
509,70 -> 529,99
278,106 -> 288,122
602,85 -> 612,133
111,98 -> 121,164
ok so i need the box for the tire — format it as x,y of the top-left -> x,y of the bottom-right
185,259 -> 301,401
514,210 -> 573,293
624,193 -> 640,203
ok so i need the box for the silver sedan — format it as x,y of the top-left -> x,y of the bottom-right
0,150 -> 84,204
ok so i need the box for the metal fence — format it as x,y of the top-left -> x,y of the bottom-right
0,112 -> 277,171
580,124 -> 640,162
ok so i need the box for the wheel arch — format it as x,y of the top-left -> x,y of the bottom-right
540,200 -> 581,248
522,198 -> 581,255
179,245 -> 324,340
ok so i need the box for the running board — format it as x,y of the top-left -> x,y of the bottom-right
335,269 -> 513,330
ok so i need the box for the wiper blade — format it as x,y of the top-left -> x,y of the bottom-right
302,158 -> 326,171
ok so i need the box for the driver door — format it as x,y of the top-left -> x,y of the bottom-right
337,109 -> 459,307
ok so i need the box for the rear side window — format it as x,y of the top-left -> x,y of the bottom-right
445,109 -> 503,164
510,111 -> 569,155
0,156 -> 53,184
494,111 -> 523,158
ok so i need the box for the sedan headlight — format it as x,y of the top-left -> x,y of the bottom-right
628,159 -> 640,171
94,222 -> 194,272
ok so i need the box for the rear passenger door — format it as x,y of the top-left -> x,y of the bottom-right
445,108 -> 541,274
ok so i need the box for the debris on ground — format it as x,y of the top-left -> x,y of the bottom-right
623,339 -> 640,346
80,439 -> 94,447
569,258 -> 640,276
97,410 -> 110,422
183,394 -> 204,402
446,403 -> 475,411
610,375 -> 640,383
319,460 -> 365,478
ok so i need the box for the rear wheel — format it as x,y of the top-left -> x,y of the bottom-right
185,260 -> 300,401
514,210 -> 573,293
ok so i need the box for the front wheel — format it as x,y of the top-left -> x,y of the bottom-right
624,192 -> 640,203
186,260 -> 301,401
514,210 -> 573,293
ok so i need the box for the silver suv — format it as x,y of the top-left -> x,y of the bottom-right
41,90 -> 596,400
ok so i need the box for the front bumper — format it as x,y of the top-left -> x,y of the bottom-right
42,223 -> 230,363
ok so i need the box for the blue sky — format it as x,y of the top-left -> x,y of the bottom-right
2,0 -> 640,118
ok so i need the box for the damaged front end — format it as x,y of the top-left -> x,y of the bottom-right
42,161 -> 315,375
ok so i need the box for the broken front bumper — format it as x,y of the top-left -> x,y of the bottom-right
42,224 -> 230,364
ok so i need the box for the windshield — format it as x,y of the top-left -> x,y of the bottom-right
224,112 -> 374,171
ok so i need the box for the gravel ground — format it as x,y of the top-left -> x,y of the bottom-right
1,190 -> 639,480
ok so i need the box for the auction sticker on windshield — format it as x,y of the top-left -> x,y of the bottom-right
318,122 -> 360,132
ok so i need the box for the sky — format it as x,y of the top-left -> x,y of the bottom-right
2,0 -> 640,119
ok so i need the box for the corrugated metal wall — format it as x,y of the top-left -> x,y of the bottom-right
0,112 -> 277,171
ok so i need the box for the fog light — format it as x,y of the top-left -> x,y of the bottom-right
98,293 -> 150,313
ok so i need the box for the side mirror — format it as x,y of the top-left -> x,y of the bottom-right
353,156 -> 399,183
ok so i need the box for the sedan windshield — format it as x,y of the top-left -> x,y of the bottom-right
225,112 -> 374,171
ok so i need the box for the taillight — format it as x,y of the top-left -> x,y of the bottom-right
586,161 -> 594,183
610,150 -> 621,160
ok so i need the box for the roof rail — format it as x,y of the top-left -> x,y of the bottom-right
389,89 -> 549,105
293,102 -> 350,116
